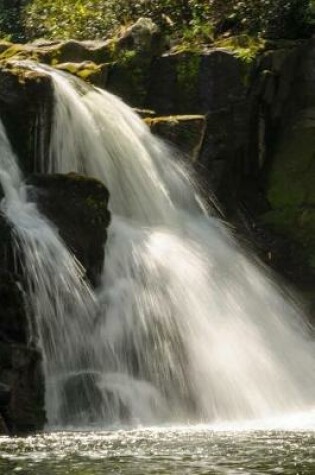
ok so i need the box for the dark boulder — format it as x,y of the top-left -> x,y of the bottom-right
0,272 -> 27,344
27,173 -> 111,287
0,382 -> 11,407
0,63 -> 53,175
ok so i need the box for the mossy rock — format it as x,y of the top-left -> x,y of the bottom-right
0,41 -> 12,55
106,51 -> 152,107
0,40 -> 114,65
27,173 -> 111,287
262,125 -> 315,272
56,61 -> 108,87
145,114 -> 206,161
8,344 -> 45,434
0,43 -> 39,62
146,49 -> 246,115
267,127 -> 315,208
0,63 -> 53,175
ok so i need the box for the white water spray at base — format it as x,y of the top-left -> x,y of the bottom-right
4,61 -> 315,427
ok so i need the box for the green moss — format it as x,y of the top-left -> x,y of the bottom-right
85,194 -> 109,225
262,208 -> 315,268
214,35 -> 265,64
267,127 -> 315,208
0,43 -> 28,60
56,61 -> 106,84
262,126 -> 315,269
106,51 -> 150,106
176,53 -> 201,112
146,114 -> 206,161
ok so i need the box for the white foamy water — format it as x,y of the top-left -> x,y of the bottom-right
3,61 -> 315,429
0,120 -> 101,427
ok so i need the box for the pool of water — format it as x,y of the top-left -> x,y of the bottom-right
0,420 -> 314,475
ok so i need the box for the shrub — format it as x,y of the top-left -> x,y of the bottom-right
0,0 -> 312,43
0,0 -> 26,41
217,0 -> 311,38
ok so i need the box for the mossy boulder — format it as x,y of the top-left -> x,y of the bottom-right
27,173 -> 111,287
262,125 -> 315,275
0,40 -> 113,64
145,115 -> 206,161
56,61 -> 108,87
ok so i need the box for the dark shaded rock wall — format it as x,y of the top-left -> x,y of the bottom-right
27,173 -> 111,287
0,215 -> 45,434
0,63 -> 53,174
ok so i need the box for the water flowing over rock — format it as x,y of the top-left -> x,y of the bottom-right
0,119 -> 110,433
27,173 -> 110,287
0,36 -> 314,431
4,62 -> 311,428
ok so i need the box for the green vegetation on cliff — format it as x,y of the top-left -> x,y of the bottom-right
263,126 -> 315,270
0,0 -> 312,43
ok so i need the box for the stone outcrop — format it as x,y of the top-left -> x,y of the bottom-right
258,40 -> 315,287
27,173 -> 111,287
145,115 -> 207,162
0,62 -> 53,174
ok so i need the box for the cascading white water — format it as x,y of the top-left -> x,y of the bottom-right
7,62 -> 315,426
0,120 -> 104,427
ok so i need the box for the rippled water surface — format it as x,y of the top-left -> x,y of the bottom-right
0,422 -> 314,475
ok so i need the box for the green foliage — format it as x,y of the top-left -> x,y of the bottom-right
0,0 -> 26,41
214,35 -> 265,63
0,0 -> 312,43
22,0 -> 214,42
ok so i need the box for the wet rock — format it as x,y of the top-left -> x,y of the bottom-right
60,372 -> 103,425
56,61 -> 108,87
0,413 -> 9,435
0,272 -> 27,343
0,382 -> 11,407
145,115 -> 207,162
0,63 -> 53,174
8,344 -> 45,434
27,173 -> 111,287
0,289 -> 45,434
146,49 -> 245,115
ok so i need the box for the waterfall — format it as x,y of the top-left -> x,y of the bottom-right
3,61 -> 315,427
0,121 -> 102,427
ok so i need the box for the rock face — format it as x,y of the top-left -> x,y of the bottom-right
0,214 -> 45,434
145,115 -> 207,162
27,173 -> 111,287
259,40 -> 315,287
0,63 -> 53,175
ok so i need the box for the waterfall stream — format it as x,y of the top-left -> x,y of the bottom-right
0,120 -> 101,427
1,62 -> 315,428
